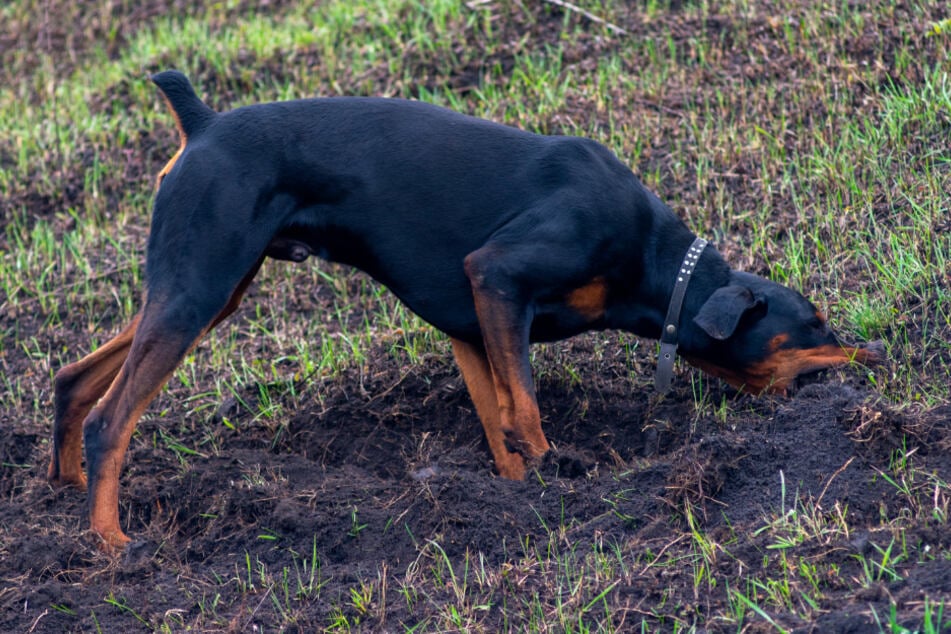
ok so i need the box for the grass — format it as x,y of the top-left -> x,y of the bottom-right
1,0 -> 950,632
3,0 -> 946,407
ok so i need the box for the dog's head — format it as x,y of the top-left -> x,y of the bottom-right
682,271 -> 883,394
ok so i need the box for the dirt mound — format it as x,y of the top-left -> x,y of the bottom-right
3,337 -> 947,631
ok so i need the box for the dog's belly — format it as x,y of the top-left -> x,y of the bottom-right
269,229 -> 606,345
530,303 -> 608,342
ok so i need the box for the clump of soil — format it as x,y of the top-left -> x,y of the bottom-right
3,337 -> 949,631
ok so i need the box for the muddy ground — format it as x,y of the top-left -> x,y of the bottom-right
2,1 -> 950,632
5,327 -> 951,632
6,319 -> 951,632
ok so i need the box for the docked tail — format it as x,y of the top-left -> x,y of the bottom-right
151,70 -> 216,140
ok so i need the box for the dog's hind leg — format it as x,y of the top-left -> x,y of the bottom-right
49,314 -> 142,490
451,337 -> 528,479
49,258 -> 262,496
81,259 -> 261,549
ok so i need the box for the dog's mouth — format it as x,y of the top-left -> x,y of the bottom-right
786,367 -> 830,392
685,339 -> 885,395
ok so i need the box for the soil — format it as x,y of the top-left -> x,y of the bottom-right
1,1 -> 950,633
4,340 -> 951,632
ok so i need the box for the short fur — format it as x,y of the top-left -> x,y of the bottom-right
49,71 -> 882,549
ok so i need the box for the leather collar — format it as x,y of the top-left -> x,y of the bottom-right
655,237 -> 708,392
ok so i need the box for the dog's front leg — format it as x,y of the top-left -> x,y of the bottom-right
451,337 -> 530,479
462,249 -> 551,478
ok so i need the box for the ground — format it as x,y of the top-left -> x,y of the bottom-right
6,337 -> 950,632
0,1 -> 949,632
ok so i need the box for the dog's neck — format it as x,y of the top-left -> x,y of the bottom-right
631,225 -> 728,333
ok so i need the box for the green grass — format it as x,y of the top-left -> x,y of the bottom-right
3,0 -> 946,407
2,0 -> 950,632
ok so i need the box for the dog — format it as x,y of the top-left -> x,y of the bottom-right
48,71 -> 883,549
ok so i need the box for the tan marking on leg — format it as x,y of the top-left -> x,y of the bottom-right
155,144 -> 184,189
48,313 -> 142,490
85,337 -> 193,549
84,262 -> 261,551
451,337 -> 526,479
468,289 -> 550,468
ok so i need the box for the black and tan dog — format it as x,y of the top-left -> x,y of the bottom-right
49,71 -> 882,549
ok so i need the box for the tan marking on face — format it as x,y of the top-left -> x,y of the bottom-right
768,333 -> 789,352
685,343 -> 880,395
566,276 -> 607,321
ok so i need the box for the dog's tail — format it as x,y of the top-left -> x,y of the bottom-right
151,70 -> 216,139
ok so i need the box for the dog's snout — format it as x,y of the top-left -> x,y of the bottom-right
857,340 -> 885,364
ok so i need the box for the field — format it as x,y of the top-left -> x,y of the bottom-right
1,0 -> 950,631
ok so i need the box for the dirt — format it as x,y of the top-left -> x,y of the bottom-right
3,340 -> 950,632
2,1 -> 950,632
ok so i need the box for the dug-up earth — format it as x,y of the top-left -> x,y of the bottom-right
1,1 -> 951,633
3,335 -> 951,632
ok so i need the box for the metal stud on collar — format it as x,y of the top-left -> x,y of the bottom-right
654,237 -> 708,393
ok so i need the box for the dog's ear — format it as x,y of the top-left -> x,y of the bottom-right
693,285 -> 766,340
